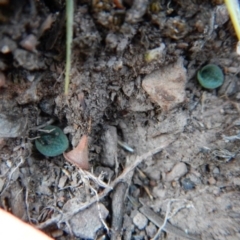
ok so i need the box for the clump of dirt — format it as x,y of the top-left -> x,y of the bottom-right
1,0 -> 240,239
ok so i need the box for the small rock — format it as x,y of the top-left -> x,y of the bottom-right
208,177 -> 216,185
58,175 -> 68,189
152,186 -> 166,199
215,5 -> 229,27
181,178 -> 195,190
20,34 -> 38,52
133,212 -> 148,230
0,113 -> 27,138
146,222 -> 157,238
105,33 -> 118,49
142,58 -> 187,111
122,81 -> 135,97
39,99 -> 55,115
213,167 -> 220,175
132,235 -> 144,240
51,229 -> 63,238
232,178 -> 240,186
68,203 -> 109,239
0,178 -> 5,192
164,162 -> 188,182
102,125 -> 118,167
0,37 -> 17,54
171,180 -> 177,188
125,0 -> 148,23
113,60 -> 123,71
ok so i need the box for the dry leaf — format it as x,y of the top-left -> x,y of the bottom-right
63,135 -> 89,170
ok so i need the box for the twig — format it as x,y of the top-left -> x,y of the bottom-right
81,170 -> 112,190
0,156 -> 25,195
90,186 -> 109,233
29,119 -> 54,131
25,179 -> 31,223
111,182 -> 128,240
152,200 -> 173,240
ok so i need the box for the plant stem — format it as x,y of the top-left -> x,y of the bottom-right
65,0 -> 74,95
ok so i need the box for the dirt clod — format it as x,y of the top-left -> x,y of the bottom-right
0,113 -> 27,138
133,211 -> 148,230
164,162 -> 188,182
142,58 -> 187,111
67,203 -> 109,239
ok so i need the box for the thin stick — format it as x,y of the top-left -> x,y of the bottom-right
0,156 -> 25,195
90,186 -> 109,233
152,200 -> 173,240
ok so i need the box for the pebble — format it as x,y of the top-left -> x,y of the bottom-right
51,229 -> 63,238
146,222 -> 157,238
133,212 -> 148,230
164,162 -> 188,182
181,178 -> 195,190
0,178 -> 5,192
142,58 -> 187,111
152,186 -> 166,199
58,175 -> 68,189
213,167 -> 220,175
0,113 -> 27,138
132,235 -> 144,240
102,125 -> 118,167
232,178 -> 240,186
20,34 -> 38,51
68,202 -> 109,239
208,177 -> 216,185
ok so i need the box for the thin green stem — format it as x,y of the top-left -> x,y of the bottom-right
65,0 -> 74,95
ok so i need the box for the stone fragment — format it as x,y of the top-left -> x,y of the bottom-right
102,125 -> 118,167
146,222 -> 157,238
20,34 -> 38,51
68,203 -> 109,239
133,212 -> 148,230
215,5 -> 229,27
0,113 -> 27,138
0,178 -> 5,192
181,178 -> 195,191
58,175 -> 68,189
164,162 -> 188,182
208,177 -> 216,185
142,58 -> 187,111
51,229 -> 63,238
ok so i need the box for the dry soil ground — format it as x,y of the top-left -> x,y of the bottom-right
1,0 -> 240,239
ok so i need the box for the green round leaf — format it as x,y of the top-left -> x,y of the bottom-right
197,64 -> 224,89
35,125 -> 69,157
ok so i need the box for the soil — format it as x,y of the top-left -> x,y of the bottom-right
1,0 -> 240,239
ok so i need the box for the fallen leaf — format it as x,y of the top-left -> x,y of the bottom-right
63,134 -> 89,170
